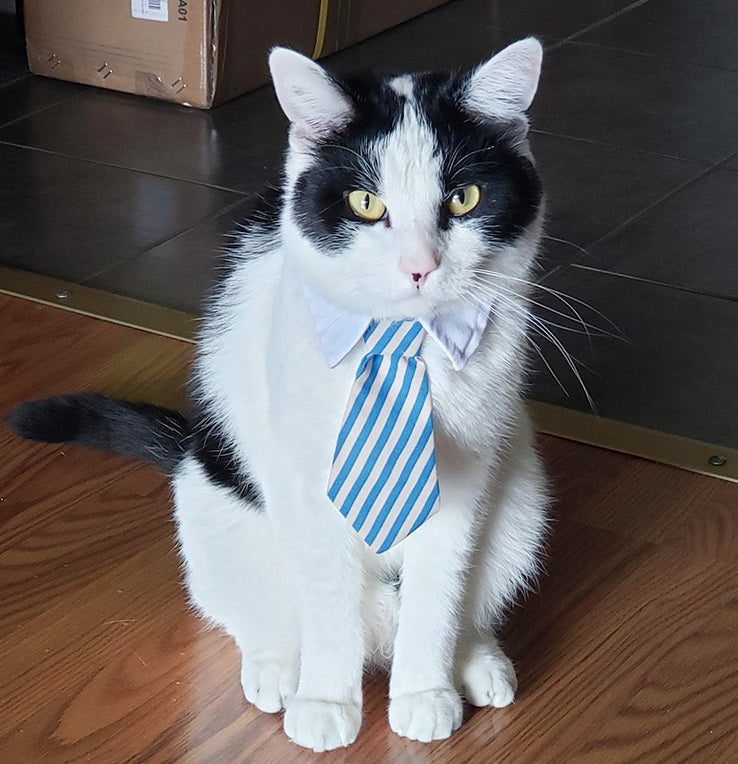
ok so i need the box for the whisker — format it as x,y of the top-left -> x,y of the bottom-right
526,335 -> 572,401
542,235 -> 595,261
463,279 -> 598,412
469,275 -> 606,348
525,314 -> 598,413
470,268 -> 626,341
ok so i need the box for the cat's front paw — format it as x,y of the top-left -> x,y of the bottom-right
240,654 -> 299,713
389,689 -> 463,742
459,645 -> 517,708
283,698 -> 361,752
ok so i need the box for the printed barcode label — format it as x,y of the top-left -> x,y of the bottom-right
131,0 -> 169,22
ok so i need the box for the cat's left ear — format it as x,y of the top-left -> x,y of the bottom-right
463,37 -> 543,124
269,48 -> 354,151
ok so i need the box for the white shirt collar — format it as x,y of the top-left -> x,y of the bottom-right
303,285 -> 490,371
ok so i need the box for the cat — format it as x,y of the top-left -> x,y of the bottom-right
8,38 -> 550,752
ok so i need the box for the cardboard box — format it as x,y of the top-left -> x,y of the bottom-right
24,0 -> 448,109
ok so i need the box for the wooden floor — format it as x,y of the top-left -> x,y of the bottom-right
1,293 -> 737,763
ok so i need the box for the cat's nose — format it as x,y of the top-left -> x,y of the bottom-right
410,271 -> 432,288
400,251 -> 439,289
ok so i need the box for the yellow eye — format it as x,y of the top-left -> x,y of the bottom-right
446,184 -> 481,216
347,190 -> 387,222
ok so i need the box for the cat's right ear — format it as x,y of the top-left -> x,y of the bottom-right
463,37 -> 543,123
269,48 -> 354,152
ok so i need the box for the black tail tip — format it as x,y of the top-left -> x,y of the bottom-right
5,397 -> 84,443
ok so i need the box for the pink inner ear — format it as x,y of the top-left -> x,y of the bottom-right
289,124 -> 313,153
270,48 -> 354,142
465,38 -> 543,121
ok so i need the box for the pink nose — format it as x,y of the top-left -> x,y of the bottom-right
410,270 -> 432,288
400,252 -> 439,289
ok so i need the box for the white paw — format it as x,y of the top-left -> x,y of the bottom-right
389,689 -> 463,742
240,654 -> 299,713
459,646 -> 517,708
283,698 -> 361,752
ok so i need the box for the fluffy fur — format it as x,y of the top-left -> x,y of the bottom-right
8,39 -> 550,752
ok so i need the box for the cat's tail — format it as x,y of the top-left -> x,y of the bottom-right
5,394 -> 189,474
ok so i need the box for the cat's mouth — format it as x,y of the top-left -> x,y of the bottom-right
387,284 -> 443,319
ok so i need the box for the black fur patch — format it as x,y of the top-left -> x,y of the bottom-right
415,72 -> 542,241
290,67 -> 541,252
291,72 -> 405,252
189,404 -> 264,508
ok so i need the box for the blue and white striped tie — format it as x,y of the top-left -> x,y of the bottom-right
327,319 -> 440,553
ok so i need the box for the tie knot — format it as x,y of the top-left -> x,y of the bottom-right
363,320 -> 425,359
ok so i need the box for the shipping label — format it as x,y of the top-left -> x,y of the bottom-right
131,0 -> 169,23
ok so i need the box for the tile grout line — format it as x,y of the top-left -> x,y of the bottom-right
0,139 -> 254,196
581,163 -> 719,252
78,194 -> 261,287
713,150 -> 738,170
0,85 -> 90,131
556,39 -> 738,75
560,0 -> 654,45
529,129 -> 713,167
570,265 -> 738,305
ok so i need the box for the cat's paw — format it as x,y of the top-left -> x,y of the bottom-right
283,698 -> 362,752
240,654 -> 299,713
459,646 -> 517,708
388,689 -> 463,742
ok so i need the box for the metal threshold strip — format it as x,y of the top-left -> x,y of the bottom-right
529,401 -> 736,483
0,266 -> 197,343
2,265 -> 735,483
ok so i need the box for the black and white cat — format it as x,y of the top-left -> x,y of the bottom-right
9,39 -> 549,751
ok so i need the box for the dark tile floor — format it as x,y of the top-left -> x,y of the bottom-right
1,0 -> 737,449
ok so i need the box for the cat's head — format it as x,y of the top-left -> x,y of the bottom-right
270,40 -> 544,321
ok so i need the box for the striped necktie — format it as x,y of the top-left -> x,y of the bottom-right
327,319 -> 440,553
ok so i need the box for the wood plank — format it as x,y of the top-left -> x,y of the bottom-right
541,437 -> 738,562
1,293 -> 737,762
